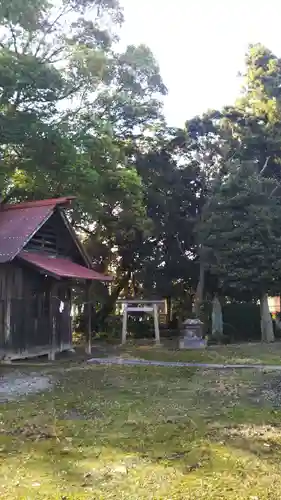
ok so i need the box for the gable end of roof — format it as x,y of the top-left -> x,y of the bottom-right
0,197 -> 76,263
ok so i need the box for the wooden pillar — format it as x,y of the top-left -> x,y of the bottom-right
48,282 -> 57,361
85,282 -> 92,355
69,287 -> 74,349
4,275 -> 11,345
121,303 -> 128,344
153,303 -> 160,345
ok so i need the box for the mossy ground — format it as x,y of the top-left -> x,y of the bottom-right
94,338 -> 281,365
1,345 -> 281,498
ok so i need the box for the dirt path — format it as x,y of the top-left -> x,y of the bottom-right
88,356 -> 281,370
3,353 -> 281,403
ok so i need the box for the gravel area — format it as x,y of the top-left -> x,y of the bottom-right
249,374 -> 281,408
0,372 -> 52,402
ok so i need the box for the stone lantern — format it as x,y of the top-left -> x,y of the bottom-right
179,318 -> 206,349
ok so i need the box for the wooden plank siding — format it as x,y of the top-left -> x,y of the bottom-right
0,262 -> 72,356
0,198 -> 109,360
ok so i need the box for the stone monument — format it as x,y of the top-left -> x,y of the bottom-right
179,318 -> 206,349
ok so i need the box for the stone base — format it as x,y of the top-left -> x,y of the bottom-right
179,337 -> 207,350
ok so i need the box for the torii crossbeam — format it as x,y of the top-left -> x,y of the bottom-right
116,299 -> 165,345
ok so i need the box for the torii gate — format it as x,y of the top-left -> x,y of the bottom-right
116,299 -> 165,345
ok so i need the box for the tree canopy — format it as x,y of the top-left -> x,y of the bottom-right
2,1 -> 281,338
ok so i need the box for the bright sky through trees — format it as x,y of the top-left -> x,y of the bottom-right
120,0 -> 281,126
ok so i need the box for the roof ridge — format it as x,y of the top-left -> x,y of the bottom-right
3,196 -> 76,211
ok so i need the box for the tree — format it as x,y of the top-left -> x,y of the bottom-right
216,44 -> 281,180
134,143 -> 201,313
70,45 -> 167,324
0,0 -> 123,195
199,160 -> 281,342
171,114 -> 229,318
0,0 -> 170,329
172,44 -> 281,320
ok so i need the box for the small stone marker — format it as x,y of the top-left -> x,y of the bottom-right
179,318 -> 206,349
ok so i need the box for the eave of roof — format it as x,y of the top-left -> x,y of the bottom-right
19,251 -> 113,282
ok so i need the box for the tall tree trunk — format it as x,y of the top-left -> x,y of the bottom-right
212,294 -> 223,337
260,293 -> 274,342
193,261 -> 205,318
166,296 -> 172,325
132,273 -> 138,296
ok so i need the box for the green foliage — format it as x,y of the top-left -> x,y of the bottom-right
199,161 -> 281,298
223,303 -> 261,342
4,0 -> 281,329
218,44 -> 281,180
101,314 -> 156,339
133,145 -> 201,300
0,0 -> 167,321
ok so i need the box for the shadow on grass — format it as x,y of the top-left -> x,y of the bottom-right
2,364 -> 281,498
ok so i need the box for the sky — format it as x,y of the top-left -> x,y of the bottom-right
119,0 -> 281,127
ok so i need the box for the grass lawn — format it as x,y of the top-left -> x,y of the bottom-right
2,359 -> 281,499
113,339 -> 281,366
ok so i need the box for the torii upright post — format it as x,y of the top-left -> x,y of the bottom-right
122,303 -> 128,344
118,299 -> 164,345
153,303 -> 160,345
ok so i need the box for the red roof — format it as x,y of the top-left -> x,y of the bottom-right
0,197 -> 75,263
0,197 -> 112,283
19,252 -> 112,281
